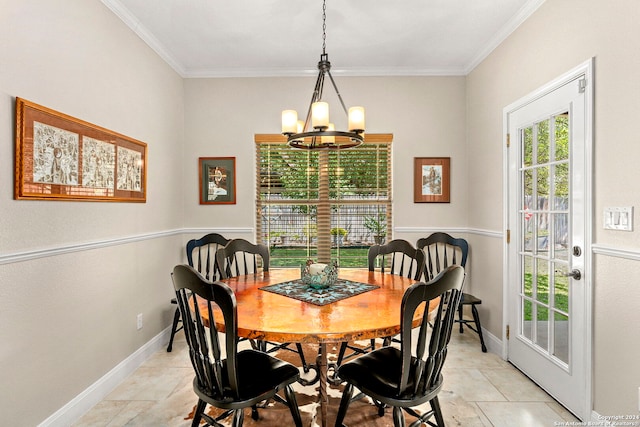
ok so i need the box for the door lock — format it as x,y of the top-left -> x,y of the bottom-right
572,246 -> 582,257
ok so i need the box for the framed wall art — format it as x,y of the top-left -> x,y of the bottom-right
14,98 -> 147,202
414,157 -> 450,203
199,157 -> 236,204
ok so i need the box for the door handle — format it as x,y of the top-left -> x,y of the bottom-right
556,269 -> 581,280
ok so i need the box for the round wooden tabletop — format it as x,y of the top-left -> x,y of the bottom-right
198,268 -> 432,344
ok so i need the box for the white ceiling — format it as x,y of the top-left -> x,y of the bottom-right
101,0 -> 545,78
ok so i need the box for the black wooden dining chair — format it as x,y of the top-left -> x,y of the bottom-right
216,238 -> 270,279
334,265 -> 465,427
368,239 -> 426,281
216,238 -> 309,371
167,232 -> 229,352
417,232 -> 486,352
171,264 -> 303,427
336,239 -> 426,366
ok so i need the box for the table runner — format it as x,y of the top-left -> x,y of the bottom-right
260,279 -> 379,306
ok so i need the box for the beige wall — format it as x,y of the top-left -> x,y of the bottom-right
0,1 -> 185,425
467,0 -> 640,416
183,76 -> 468,233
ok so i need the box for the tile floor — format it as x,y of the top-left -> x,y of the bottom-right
73,330 -> 580,427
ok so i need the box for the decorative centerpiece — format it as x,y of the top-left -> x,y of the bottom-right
301,259 -> 339,289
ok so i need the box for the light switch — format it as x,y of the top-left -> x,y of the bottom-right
603,207 -> 633,231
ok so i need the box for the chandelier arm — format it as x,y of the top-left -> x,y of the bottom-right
301,69 -> 327,132
325,69 -> 349,116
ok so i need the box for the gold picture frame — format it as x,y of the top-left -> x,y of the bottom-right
414,157 -> 450,203
15,98 -> 147,202
199,157 -> 236,204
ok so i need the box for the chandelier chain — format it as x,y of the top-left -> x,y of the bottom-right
322,0 -> 327,54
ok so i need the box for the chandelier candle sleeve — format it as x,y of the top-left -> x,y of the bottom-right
282,110 -> 298,134
312,102 -> 330,129
349,106 -> 365,132
321,123 -> 335,143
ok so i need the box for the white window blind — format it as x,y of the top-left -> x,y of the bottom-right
255,134 -> 393,267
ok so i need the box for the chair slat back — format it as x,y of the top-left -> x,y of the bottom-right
417,232 -> 468,281
186,233 -> 230,281
368,239 -> 425,281
399,265 -> 464,397
216,238 -> 270,279
172,265 -> 240,400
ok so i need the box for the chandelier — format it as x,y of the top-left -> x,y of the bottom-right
281,0 -> 365,150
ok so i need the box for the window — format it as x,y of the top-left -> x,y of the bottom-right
255,134 -> 393,267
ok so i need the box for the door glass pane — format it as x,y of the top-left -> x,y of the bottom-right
523,127 -> 533,167
554,312 -> 569,364
554,213 -> 569,261
553,163 -> 569,208
537,212 -> 549,252
536,304 -> 549,351
537,165 -> 550,199
536,259 -> 549,304
524,169 -> 533,200
523,213 -> 534,252
522,299 -> 532,340
523,255 -> 533,297
536,120 -> 550,163
554,113 -> 569,161
554,265 -> 570,314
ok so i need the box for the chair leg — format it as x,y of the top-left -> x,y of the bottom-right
232,408 -> 244,427
284,384 -> 303,427
392,406 -> 405,427
458,303 -> 464,333
334,382 -> 354,427
430,396 -> 445,426
471,305 -> 487,352
191,399 -> 207,427
167,307 -> 181,352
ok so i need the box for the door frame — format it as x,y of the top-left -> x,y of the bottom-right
501,58 -> 594,420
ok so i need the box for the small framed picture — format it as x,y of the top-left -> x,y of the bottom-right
199,157 -> 236,204
414,157 -> 450,203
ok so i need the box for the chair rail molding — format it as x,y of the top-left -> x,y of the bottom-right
591,243 -> 640,261
394,226 -> 503,239
0,227 -> 254,265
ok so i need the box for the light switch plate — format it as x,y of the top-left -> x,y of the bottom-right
603,207 -> 633,231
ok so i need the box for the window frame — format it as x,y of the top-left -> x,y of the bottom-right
255,134 -> 393,267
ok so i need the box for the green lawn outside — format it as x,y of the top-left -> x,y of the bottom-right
269,246 -> 370,268
523,272 -> 569,321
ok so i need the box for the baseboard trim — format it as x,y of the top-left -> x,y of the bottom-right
480,326 -> 502,355
38,328 -> 171,427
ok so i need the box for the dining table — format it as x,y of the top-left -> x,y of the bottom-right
195,267 -> 436,427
